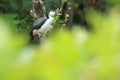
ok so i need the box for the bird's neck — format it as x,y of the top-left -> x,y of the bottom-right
48,16 -> 54,21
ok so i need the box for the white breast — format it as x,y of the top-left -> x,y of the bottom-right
38,17 -> 54,35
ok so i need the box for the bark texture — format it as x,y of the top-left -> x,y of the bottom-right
30,0 -> 46,20
60,0 -> 74,30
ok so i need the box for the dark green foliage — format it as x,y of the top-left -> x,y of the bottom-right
14,15 -> 33,33
0,0 -> 32,13
0,0 -> 120,37
0,0 -> 33,35
43,0 -> 61,14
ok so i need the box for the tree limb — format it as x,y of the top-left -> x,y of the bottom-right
30,0 -> 46,20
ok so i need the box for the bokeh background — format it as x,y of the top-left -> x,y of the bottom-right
0,0 -> 120,80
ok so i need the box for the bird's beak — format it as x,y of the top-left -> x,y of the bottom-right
55,12 -> 62,16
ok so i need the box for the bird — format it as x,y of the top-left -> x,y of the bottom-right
38,11 -> 56,39
30,11 -> 56,41
29,16 -> 47,41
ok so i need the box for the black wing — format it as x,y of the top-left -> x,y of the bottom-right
29,16 -> 47,41
32,16 -> 47,29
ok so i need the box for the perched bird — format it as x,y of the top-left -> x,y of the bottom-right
30,16 -> 47,40
30,11 -> 56,41
38,11 -> 56,38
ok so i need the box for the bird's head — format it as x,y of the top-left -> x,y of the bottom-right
49,11 -> 56,17
49,11 -> 62,18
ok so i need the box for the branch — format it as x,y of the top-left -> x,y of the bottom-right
30,0 -> 46,20
60,0 -> 74,29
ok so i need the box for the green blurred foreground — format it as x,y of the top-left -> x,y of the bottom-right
1,7 -> 120,80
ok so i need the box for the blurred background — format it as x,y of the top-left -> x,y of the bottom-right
0,0 -> 120,80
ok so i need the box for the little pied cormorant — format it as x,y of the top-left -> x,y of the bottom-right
30,11 -> 56,40
38,11 -> 56,38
